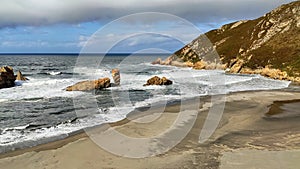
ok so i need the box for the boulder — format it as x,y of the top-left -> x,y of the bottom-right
0,66 -> 16,89
66,77 -> 111,91
16,70 -> 27,81
143,76 -> 173,86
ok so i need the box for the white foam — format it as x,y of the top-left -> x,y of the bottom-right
226,75 -> 290,92
224,74 -> 258,85
0,110 -> 124,148
0,99 -> 8,103
48,71 -> 62,75
2,124 -> 30,133
73,67 -> 111,79
14,80 -> 26,86
0,77 -> 84,101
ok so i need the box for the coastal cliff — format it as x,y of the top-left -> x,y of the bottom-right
154,1 -> 300,83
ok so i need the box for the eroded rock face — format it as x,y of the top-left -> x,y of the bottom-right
229,59 -> 244,73
143,76 -> 173,86
16,70 -> 27,81
0,66 -> 16,89
66,77 -> 111,91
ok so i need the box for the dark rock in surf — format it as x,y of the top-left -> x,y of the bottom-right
0,66 -> 16,89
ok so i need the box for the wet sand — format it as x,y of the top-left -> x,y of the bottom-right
221,149 -> 300,169
0,90 -> 300,169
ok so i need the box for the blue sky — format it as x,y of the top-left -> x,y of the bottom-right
0,0 -> 295,53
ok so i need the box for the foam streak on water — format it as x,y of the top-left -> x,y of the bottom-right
0,55 -> 290,153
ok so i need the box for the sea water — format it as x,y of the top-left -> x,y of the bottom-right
0,54 -> 290,153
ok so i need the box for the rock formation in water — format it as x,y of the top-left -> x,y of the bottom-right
143,76 -> 173,86
111,69 -> 121,86
66,77 -> 111,91
0,66 -> 16,89
153,1 -> 300,83
16,70 -> 28,81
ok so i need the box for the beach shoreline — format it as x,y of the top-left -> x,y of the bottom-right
1,88 -> 300,168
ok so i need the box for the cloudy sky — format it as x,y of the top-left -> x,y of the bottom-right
0,0 -> 295,53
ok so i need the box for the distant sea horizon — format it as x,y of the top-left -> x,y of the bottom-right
0,53 -> 173,56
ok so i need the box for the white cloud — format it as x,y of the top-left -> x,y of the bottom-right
0,0 -> 294,28
1,40 -> 77,49
78,35 -> 89,47
2,40 -> 47,47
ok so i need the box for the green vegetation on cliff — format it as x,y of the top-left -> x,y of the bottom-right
173,1 -> 300,78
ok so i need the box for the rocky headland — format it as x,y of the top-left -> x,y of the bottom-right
153,1 -> 300,83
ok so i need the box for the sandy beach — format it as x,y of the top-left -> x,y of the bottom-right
1,0 -> 299,168
1,89 -> 300,169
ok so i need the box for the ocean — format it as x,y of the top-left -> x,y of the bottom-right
0,54 -> 290,153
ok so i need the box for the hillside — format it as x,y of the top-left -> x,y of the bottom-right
153,1 -> 300,83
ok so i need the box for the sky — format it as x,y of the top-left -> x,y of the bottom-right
0,0 -> 295,53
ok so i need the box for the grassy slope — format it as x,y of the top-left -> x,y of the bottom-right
174,1 -> 300,76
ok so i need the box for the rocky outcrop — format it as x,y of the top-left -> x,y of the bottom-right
0,66 -> 16,89
16,70 -> 27,81
239,66 -> 297,81
143,76 -> 173,86
153,1 -> 300,83
66,77 -> 111,91
153,57 -> 226,70
151,58 -> 163,65
111,69 -> 120,86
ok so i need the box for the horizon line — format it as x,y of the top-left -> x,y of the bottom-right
0,53 -> 172,56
